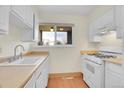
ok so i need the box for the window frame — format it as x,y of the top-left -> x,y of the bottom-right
39,24 -> 74,47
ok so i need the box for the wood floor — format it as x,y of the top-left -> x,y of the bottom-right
47,76 -> 88,88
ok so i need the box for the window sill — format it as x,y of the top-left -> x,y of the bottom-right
34,45 -> 75,48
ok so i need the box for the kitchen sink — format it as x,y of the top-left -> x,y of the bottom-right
0,56 -> 45,65
11,56 -> 41,65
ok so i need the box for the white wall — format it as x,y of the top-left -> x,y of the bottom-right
31,14 -> 89,73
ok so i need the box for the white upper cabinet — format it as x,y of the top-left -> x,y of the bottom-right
89,21 -> 102,42
0,6 -> 10,35
114,6 -> 124,39
100,9 -> 114,28
89,6 -> 124,42
21,14 -> 35,42
88,9 -> 114,42
11,5 -> 33,29
25,6 -> 33,28
11,5 -> 26,21
10,5 -> 35,42
89,16 -> 103,42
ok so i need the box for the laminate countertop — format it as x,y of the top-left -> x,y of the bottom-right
80,50 -> 98,55
103,57 -> 123,65
0,51 -> 49,88
80,51 -> 123,65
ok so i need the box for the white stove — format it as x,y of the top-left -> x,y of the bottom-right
81,47 -> 122,88
82,54 -> 105,88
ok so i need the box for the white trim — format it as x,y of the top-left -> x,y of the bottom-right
39,23 -> 75,27
34,45 -> 75,48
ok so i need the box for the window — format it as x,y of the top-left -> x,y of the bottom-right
42,31 -> 55,46
38,24 -> 72,46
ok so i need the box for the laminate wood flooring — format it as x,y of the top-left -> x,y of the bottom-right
47,76 -> 88,88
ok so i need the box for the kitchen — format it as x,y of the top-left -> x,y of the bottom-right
0,5 -> 124,88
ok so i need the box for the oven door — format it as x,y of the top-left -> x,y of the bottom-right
82,58 -> 104,88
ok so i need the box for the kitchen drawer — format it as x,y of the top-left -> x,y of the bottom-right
105,62 -> 123,74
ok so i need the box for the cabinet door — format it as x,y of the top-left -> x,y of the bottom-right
100,9 -> 114,28
11,5 -> 26,21
89,21 -> 101,42
24,74 -> 36,88
0,6 -> 10,34
35,72 -> 44,88
36,68 -> 48,88
21,29 -> 34,42
43,64 -> 49,87
115,6 -> 124,39
21,14 -> 34,42
105,62 -> 123,88
35,57 -> 49,88
105,70 -> 122,88
25,6 -> 33,28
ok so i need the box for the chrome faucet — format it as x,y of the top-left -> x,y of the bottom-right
14,44 -> 25,59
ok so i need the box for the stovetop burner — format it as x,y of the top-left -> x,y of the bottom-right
88,53 -> 117,59
95,55 -> 116,58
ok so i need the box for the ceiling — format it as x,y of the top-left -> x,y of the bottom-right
38,5 -> 97,16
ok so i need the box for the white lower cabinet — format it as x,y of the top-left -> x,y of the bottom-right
35,58 -> 49,88
105,62 -> 123,88
35,72 -> 44,88
24,73 -> 36,88
105,70 -> 121,88
24,57 -> 49,88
